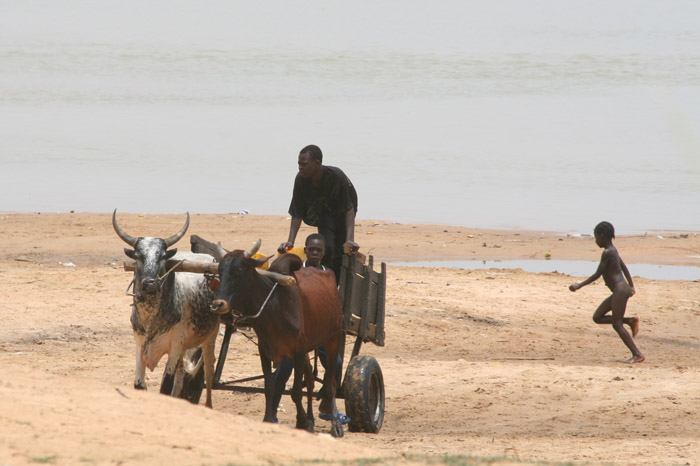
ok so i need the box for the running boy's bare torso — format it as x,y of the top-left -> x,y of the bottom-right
600,246 -> 630,292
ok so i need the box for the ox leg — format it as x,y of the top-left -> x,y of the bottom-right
171,355 -> 186,398
201,332 -> 217,409
134,342 -> 147,390
260,354 -> 277,423
303,355 -> 315,429
160,357 -> 177,395
322,337 -> 344,438
162,345 -> 185,397
291,353 -> 314,433
172,357 -> 186,397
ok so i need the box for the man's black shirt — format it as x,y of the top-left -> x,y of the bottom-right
288,165 -> 358,228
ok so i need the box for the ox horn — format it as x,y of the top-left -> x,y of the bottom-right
244,239 -> 262,259
112,209 -> 138,247
256,269 -> 296,286
163,212 -> 190,248
216,241 -> 228,260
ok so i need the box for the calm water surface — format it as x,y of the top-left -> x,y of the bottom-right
390,259 -> 700,281
1,1 -> 699,233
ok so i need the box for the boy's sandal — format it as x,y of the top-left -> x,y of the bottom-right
319,412 -> 350,424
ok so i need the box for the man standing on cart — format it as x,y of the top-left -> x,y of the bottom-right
278,144 -> 360,282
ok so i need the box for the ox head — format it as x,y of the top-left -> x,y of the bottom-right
113,209 -> 189,297
210,239 -> 295,315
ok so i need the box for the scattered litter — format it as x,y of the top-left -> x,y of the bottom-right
657,235 -> 664,239
239,209 -> 250,215
60,262 -> 76,267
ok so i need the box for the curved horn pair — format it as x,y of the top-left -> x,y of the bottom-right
243,239 -> 293,285
112,209 -> 190,248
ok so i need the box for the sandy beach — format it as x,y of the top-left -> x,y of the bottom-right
1,212 -> 699,465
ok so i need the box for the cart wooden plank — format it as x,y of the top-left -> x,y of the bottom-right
339,254 -> 386,348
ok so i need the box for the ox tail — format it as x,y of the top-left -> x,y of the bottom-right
183,347 -> 204,374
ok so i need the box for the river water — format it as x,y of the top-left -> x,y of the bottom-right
1,1 -> 699,233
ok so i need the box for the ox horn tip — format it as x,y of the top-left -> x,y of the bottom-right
244,238 -> 262,259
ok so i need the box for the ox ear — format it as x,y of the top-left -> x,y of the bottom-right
165,248 -> 178,260
208,278 -> 220,292
124,248 -> 137,259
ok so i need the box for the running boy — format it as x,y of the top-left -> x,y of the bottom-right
569,221 -> 645,364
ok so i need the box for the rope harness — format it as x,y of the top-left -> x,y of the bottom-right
125,279 -> 141,300
159,259 -> 185,281
125,259 -> 185,304
232,282 -> 278,324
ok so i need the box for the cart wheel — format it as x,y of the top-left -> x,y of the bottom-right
343,355 -> 384,433
180,347 -> 205,404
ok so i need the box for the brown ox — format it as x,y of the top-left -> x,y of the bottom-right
210,240 -> 345,437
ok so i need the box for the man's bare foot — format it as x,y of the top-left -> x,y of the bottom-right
623,355 -> 645,364
630,317 -> 640,337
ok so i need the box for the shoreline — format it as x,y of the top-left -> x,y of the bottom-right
2,210 -> 700,237
4,209 -> 700,233
2,211 -> 699,269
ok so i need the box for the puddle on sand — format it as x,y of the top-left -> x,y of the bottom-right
388,259 -> 700,281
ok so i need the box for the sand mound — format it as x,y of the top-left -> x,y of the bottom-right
0,364 -> 380,465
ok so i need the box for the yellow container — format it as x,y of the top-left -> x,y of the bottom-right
251,247 -> 306,270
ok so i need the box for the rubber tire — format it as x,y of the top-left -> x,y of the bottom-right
343,355 -> 385,433
180,347 -> 205,405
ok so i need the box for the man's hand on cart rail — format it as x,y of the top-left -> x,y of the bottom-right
343,240 -> 360,255
277,241 -> 294,254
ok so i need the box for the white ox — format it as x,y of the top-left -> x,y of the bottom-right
113,210 -> 219,408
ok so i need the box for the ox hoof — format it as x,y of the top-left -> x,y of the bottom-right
134,382 -> 147,390
330,423 -> 344,438
296,419 -> 314,433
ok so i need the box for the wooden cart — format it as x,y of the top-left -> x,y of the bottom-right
184,235 -> 387,433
